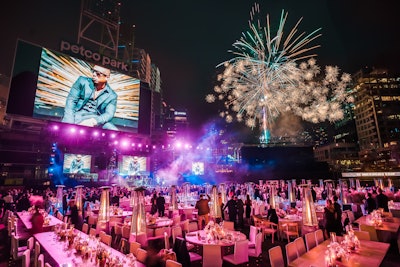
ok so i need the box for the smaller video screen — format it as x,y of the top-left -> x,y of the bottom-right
119,155 -> 147,176
192,162 -> 204,175
63,153 -> 91,174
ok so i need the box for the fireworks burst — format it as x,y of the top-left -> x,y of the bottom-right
206,3 -> 352,139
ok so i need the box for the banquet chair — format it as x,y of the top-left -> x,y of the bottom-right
294,237 -> 306,257
222,239 -> 249,265
122,225 -> 131,239
285,241 -> 298,265
113,224 -> 123,248
89,228 -> 97,237
188,221 -> 199,232
136,248 -> 148,263
87,215 -> 98,229
180,219 -> 190,233
34,241 -> 41,267
262,221 -> 278,243
11,233 -> 32,261
171,225 -> 195,251
22,249 -> 31,267
101,234 -> 112,246
129,241 -> 141,256
81,223 -> 89,234
203,244 -> 222,267
360,224 -> 378,241
248,232 -> 263,261
282,223 -> 299,242
99,230 -> 106,239
353,230 -> 371,241
119,238 -> 129,254
315,229 -> 324,245
222,220 -> 235,231
37,254 -> 44,267
248,225 -> 258,248
164,231 -> 170,250
269,246 -> 284,267
305,231 -> 317,251
165,259 -> 182,267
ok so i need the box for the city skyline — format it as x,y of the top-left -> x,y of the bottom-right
1,0 -> 399,132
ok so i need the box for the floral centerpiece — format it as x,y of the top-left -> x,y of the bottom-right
369,210 -> 383,226
204,221 -> 226,242
146,213 -> 157,225
96,247 -> 110,267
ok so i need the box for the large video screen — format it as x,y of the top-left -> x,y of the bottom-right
8,40 -> 142,133
119,156 -> 147,176
63,153 -> 92,174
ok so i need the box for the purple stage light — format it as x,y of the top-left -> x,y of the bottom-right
52,125 -> 59,130
175,142 -> 182,148
131,143 -> 135,147
93,131 -> 99,137
152,145 -> 156,149
101,132 -> 106,137
111,133 -> 116,138
79,129 -> 85,134
70,127 -> 76,133
121,140 -> 129,147
138,144 -> 142,148
113,140 -> 118,145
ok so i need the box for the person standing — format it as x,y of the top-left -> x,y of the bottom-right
376,188 -> 389,212
30,205 -> 44,235
224,195 -> 238,227
195,194 -> 211,229
156,193 -> 166,217
245,194 -> 252,224
323,199 -> 336,239
237,197 -> 245,229
332,195 -> 343,235
364,192 -> 376,214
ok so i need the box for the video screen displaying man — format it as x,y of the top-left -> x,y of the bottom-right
63,154 -> 91,174
120,156 -> 146,176
129,156 -> 141,176
62,65 -> 118,130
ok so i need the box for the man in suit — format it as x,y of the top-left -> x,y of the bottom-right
62,64 -> 118,130
376,188 -> 389,212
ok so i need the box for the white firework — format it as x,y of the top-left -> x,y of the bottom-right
208,3 -> 352,133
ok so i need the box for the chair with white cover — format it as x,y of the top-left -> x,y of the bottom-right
248,225 -> 258,248
353,230 -> 370,241
101,234 -> 112,246
136,248 -> 148,263
222,239 -> 249,266
269,246 -> 284,267
222,220 -> 235,231
248,232 -> 263,261
360,224 -> 378,241
122,225 -> 131,239
294,237 -> 306,257
34,241 -> 41,267
285,241 -> 298,265
166,259 -> 182,267
305,232 -> 317,251
11,233 -> 31,260
202,244 -> 222,267
315,229 -> 324,245
89,228 -> 97,237
81,223 -> 89,234
37,254 -> 44,267
282,222 -> 299,242
22,249 -> 31,267
129,241 -> 141,256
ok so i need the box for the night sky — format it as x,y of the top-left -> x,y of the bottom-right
1,0 -> 399,132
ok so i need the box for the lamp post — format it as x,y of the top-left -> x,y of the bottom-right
74,185 -> 84,214
183,182 -> 190,207
211,185 -> 221,220
56,185 -> 65,211
131,186 -> 146,241
300,184 -> 318,232
130,186 -> 136,208
288,181 -> 296,208
170,185 -> 178,211
98,186 -> 111,233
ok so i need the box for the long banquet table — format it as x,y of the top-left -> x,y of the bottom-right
34,230 -> 139,267
288,239 -> 390,267
17,211 -> 63,231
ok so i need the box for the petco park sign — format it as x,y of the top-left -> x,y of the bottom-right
60,40 -> 128,72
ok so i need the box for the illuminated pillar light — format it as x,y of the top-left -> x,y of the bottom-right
170,185 -> 178,210
131,187 -> 146,237
300,184 -> 318,227
98,186 -> 111,232
269,181 -> 278,209
211,185 -> 221,219
74,185 -> 84,213
324,180 -> 334,200
356,179 -> 361,192
130,186 -> 137,207
288,181 -> 296,203
349,178 -> 355,189
339,179 -> 347,204
219,183 -> 227,206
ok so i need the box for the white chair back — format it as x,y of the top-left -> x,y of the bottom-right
315,229 -> 324,245
233,239 -> 249,263
37,254 -> 44,267
305,232 -> 317,251
34,241 -> 41,267
285,241 -> 298,264
136,248 -> 148,263
166,259 -> 182,267
249,232 -> 263,258
269,246 -> 284,267
294,237 -> 306,256
202,244 -> 222,267
129,241 -> 141,256
22,249 -> 30,267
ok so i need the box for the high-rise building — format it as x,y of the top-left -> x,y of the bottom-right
352,67 -> 400,171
